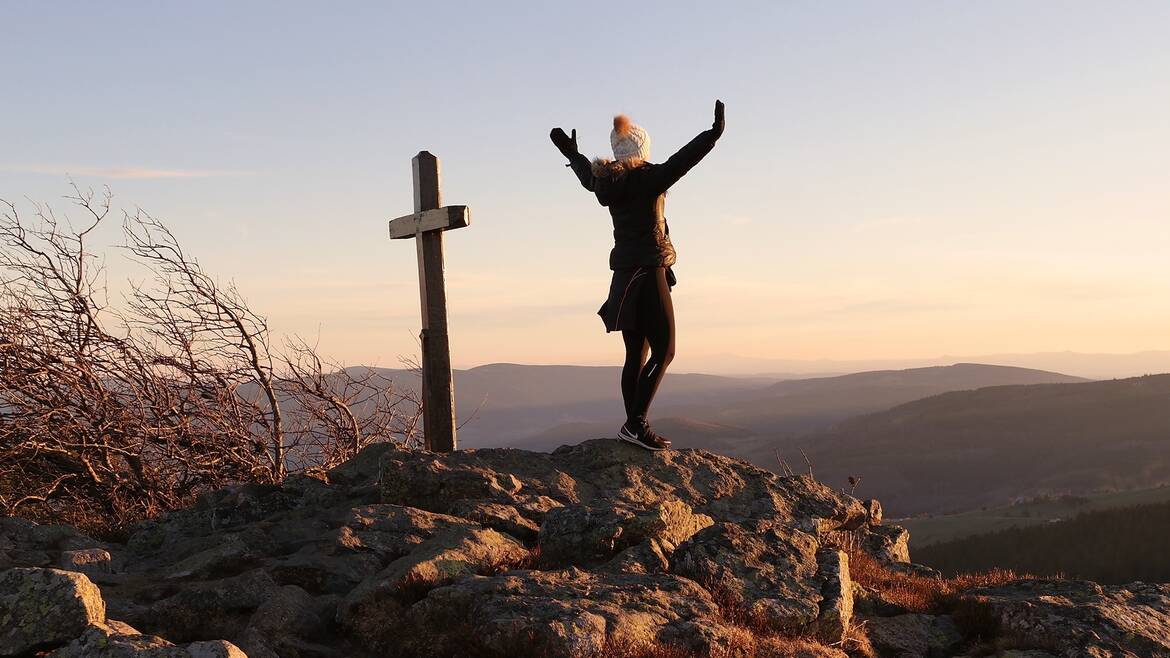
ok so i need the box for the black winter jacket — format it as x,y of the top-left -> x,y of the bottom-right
566,128 -> 720,270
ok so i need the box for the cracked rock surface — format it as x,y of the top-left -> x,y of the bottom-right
7,438 -> 1162,657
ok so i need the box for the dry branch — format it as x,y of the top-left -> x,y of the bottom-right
0,187 -> 422,534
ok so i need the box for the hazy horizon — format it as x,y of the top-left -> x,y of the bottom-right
359,349 -> 1170,382
4,2 -> 1168,371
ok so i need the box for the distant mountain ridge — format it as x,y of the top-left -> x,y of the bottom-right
680,363 -> 1087,433
678,349 -> 1170,379
502,363 -> 1084,452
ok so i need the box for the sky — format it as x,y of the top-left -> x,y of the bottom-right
3,2 -> 1169,372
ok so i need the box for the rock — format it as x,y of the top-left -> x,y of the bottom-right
397,568 -> 728,658
281,472 -> 344,509
247,584 -> 323,636
59,548 -> 114,575
671,521 -> 823,634
380,455 -> 523,511
511,494 -> 567,524
125,508 -> 214,566
47,623 -> 179,657
446,500 -> 541,541
237,585 -> 324,657
230,630 -> 279,658
863,613 -> 963,657
620,499 -> 714,549
325,441 -> 399,491
536,488 -> 711,574
242,583 -> 322,646
338,525 -> 529,633
861,524 -> 910,563
185,642 -> 248,658
148,569 -> 278,643
165,533 -> 254,580
48,622 -> 247,657
27,524 -> 89,549
865,499 -> 883,525
1,548 -> 49,567
538,505 -> 627,566
0,516 -> 38,537
0,567 -> 106,655
107,620 -> 144,634
813,549 -> 852,643
0,518 -> 110,571
600,540 -> 672,575
199,483 -> 296,531
960,579 -> 1170,657
338,504 -> 477,561
265,549 -> 381,595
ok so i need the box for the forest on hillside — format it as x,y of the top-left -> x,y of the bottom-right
914,501 -> 1170,584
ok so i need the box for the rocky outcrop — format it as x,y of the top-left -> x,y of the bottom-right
4,437 -> 1166,657
4,440 -> 891,656
959,579 -> 1170,657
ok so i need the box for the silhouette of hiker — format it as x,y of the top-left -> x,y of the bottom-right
550,100 -> 725,451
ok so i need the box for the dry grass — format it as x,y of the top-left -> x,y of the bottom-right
592,638 -> 694,658
597,634 -> 854,658
848,549 -> 1026,613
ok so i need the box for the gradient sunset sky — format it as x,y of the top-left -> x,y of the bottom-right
3,2 -> 1168,372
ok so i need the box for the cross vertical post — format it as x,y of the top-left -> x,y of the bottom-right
389,151 -> 470,452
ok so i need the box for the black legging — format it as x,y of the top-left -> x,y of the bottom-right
621,268 -> 676,426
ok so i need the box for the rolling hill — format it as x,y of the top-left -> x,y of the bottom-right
339,363 -> 778,448
785,374 -> 1170,516
666,363 -> 1087,434
505,363 -> 1084,453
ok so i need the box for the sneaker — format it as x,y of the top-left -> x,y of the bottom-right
618,421 -> 672,451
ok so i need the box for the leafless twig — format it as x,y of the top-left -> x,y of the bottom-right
0,188 -> 422,534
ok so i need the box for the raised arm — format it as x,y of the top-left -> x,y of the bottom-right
651,100 -> 725,192
550,127 -> 595,191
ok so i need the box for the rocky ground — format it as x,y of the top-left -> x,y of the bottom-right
2,439 -> 1169,657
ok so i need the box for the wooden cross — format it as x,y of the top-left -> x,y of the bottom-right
389,151 -> 470,452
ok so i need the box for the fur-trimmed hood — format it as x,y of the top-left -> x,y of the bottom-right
589,157 -> 653,207
590,157 -> 647,179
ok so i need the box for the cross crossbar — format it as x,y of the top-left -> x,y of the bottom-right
388,205 -> 470,239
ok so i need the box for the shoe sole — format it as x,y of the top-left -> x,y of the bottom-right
618,430 -> 669,452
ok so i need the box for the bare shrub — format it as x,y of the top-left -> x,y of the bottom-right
0,186 -> 421,535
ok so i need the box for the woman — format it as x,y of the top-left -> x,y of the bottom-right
550,100 -> 725,451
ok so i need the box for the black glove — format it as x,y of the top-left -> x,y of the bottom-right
712,100 -> 725,138
550,128 -> 579,159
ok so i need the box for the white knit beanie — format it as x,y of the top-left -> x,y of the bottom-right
610,114 -> 651,162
